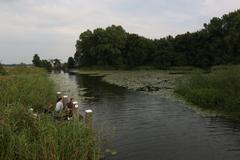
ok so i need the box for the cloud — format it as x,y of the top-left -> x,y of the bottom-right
0,0 -> 239,64
201,0 -> 240,16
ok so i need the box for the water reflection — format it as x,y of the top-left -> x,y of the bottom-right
72,73 -> 127,99
51,72 -> 240,160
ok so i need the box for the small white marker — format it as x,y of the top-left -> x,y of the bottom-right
85,109 -> 92,113
73,101 -> 78,105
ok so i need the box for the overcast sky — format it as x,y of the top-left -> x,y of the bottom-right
0,0 -> 240,64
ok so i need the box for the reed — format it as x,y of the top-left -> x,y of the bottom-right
175,65 -> 240,119
0,63 -> 6,75
0,67 -> 99,160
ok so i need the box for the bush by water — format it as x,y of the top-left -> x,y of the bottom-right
175,66 -> 240,119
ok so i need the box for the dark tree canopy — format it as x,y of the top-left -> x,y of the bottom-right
32,54 -> 52,71
67,57 -> 75,68
32,54 -> 42,67
74,10 -> 240,69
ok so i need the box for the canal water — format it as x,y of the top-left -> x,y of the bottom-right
51,72 -> 240,160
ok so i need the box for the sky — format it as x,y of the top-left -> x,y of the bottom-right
0,0 -> 240,64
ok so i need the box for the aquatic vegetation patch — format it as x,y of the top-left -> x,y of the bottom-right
78,69 -> 185,100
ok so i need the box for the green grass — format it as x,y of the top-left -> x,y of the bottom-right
175,65 -> 240,119
0,63 -> 7,75
0,67 -> 100,160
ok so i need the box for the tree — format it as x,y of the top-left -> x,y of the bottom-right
51,59 -> 61,70
73,10 -> 240,69
67,57 -> 75,68
32,54 -> 42,67
32,54 -> 54,70
41,60 -> 52,71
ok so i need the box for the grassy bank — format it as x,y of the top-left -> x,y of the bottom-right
0,67 -> 99,160
175,65 -> 240,119
0,63 -> 6,75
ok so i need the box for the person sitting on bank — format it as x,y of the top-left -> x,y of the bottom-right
44,102 -> 53,113
66,98 -> 74,118
55,97 -> 63,112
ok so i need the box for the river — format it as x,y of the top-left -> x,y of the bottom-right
50,72 -> 240,160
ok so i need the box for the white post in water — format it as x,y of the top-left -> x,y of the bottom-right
63,95 -> 68,109
73,101 -> 79,120
56,92 -> 62,99
85,109 -> 93,128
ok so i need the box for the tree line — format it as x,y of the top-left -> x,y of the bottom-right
32,54 -> 62,71
71,9 -> 240,69
32,54 -> 76,70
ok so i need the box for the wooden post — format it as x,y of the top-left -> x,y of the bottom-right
63,95 -> 68,109
72,101 -> 79,121
85,109 -> 93,128
56,92 -> 62,99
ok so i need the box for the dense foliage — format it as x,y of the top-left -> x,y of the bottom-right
0,67 -> 99,160
74,10 -> 240,69
32,54 -> 52,70
175,66 -> 240,119
67,57 -> 75,69
32,54 -> 62,71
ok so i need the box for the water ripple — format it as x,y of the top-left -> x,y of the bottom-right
51,72 -> 240,160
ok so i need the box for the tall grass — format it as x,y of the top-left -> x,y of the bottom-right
0,63 -> 7,75
0,67 -> 99,160
175,66 -> 240,119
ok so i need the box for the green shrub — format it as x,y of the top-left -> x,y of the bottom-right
175,66 -> 240,118
185,89 -> 225,109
